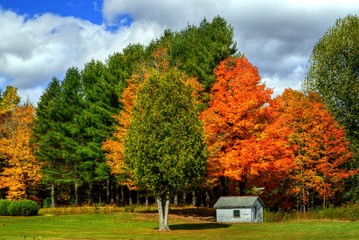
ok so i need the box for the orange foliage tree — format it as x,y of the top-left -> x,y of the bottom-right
273,89 -> 356,210
102,77 -> 140,189
0,103 -> 41,200
200,56 -> 293,195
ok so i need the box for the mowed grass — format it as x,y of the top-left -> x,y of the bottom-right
0,209 -> 358,240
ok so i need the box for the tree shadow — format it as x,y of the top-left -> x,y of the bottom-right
170,223 -> 230,230
170,207 -> 214,218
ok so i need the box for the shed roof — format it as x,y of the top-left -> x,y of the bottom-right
213,196 -> 265,209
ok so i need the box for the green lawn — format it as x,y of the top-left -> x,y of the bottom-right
0,212 -> 358,239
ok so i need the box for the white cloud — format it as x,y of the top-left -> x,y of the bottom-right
0,8 -> 164,105
18,86 -> 44,106
102,0 -> 358,85
102,0 -> 222,28
262,65 -> 306,96
1,1 -> 358,105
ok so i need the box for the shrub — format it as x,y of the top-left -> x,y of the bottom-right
7,201 -> 21,216
20,199 -> 40,216
0,199 -> 11,215
42,197 -> 52,208
0,199 -> 40,216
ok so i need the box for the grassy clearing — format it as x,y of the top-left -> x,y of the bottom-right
0,207 -> 358,240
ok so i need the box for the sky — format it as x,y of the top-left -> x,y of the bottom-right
0,0 -> 358,105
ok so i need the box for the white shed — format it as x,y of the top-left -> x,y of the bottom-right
213,196 -> 265,223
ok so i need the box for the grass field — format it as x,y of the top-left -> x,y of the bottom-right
0,208 -> 358,240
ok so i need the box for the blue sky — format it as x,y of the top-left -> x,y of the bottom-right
0,0 -> 134,30
0,0 -> 104,24
0,0 -> 357,105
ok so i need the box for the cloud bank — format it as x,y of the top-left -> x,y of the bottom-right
0,0 -> 358,104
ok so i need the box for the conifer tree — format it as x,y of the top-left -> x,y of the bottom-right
79,60 -> 120,203
33,78 -> 63,207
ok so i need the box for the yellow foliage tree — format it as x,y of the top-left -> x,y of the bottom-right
0,95 -> 41,200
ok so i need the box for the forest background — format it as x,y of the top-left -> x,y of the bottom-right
0,15 -> 358,215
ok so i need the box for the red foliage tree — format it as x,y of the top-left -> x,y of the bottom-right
273,89 -> 356,210
201,56 -> 293,195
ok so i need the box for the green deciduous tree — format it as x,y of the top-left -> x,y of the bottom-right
304,14 -> 359,200
124,54 -> 206,231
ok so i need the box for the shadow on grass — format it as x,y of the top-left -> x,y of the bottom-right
137,207 -> 215,218
170,207 -> 214,218
170,223 -> 230,230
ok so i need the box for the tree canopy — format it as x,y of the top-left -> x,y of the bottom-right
271,89 -> 355,209
304,14 -> 359,199
1,15 -> 357,212
124,52 -> 206,230
0,88 -> 40,200
201,56 -> 275,195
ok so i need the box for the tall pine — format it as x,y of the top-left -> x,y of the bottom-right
78,60 -> 120,204
33,78 -> 64,207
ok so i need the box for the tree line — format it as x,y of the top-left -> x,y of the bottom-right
0,15 -> 358,219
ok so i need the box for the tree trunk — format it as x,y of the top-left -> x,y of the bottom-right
145,196 -> 149,206
205,190 -> 210,207
300,170 -> 306,213
106,178 -> 110,204
88,183 -> 93,205
110,183 -> 115,205
301,185 -> 306,213
323,192 -> 326,210
174,194 -> 178,206
51,184 -> 56,208
129,190 -> 133,206
113,184 -> 117,205
137,192 -> 140,205
157,194 -> 170,231
121,186 -> 125,206
74,181 -> 79,206
201,190 -> 205,207
192,190 -> 197,206
323,183 -> 327,209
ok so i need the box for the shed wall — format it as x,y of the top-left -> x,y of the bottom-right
253,199 -> 263,222
216,208 -> 252,223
